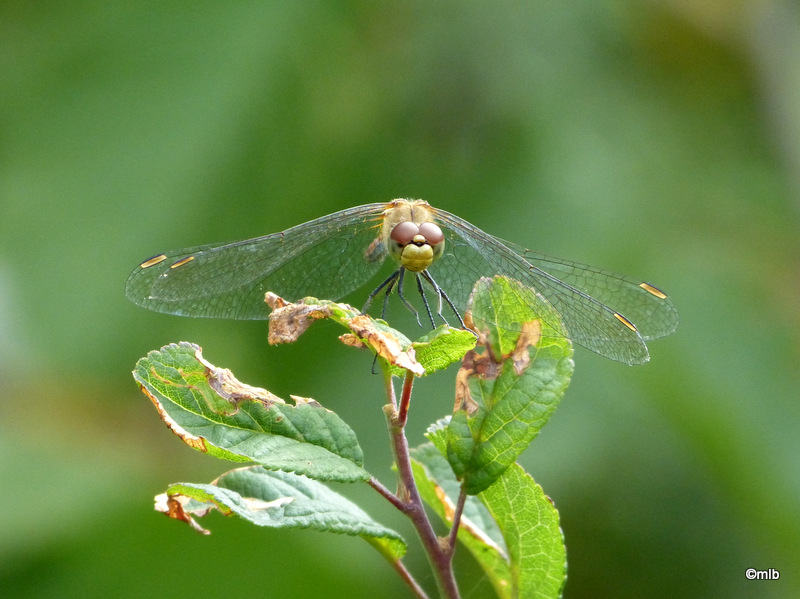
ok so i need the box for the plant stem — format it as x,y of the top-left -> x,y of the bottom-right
397,369 -> 415,427
391,559 -> 431,599
379,371 -> 461,599
383,357 -> 398,410
369,476 -> 430,599
368,476 -> 405,512
445,490 -> 467,557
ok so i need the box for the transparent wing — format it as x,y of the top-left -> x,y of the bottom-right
513,248 -> 679,341
431,208 -> 678,365
125,204 -> 388,319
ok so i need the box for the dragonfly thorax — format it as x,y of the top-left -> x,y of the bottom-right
388,220 -> 445,272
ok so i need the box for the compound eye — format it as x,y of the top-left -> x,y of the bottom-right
418,222 -> 444,245
390,221 -> 420,245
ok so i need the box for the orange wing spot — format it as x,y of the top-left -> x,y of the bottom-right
639,282 -> 667,299
614,312 -> 638,332
170,256 -> 195,269
140,254 -> 168,269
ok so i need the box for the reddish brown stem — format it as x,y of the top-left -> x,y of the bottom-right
391,558 -> 431,599
445,490 -> 468,558
374,371 -> 461,599
397,369 -> 415,427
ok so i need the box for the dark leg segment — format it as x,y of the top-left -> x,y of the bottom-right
415,273 -> 437,328
421,270 -> 467,329
395,268 -> 422,326
363,270 -> 399,316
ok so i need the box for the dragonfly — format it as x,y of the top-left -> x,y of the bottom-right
126,199 -> 678,365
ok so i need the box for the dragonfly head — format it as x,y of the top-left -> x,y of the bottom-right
388,220 -> 445,272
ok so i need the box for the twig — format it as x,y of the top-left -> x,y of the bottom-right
397,369 -> 415,426
391,558 -> 431,599
383,358 -> 398,409
382,370 -> 461,599
445,489 -> 468,557
368,476 -> 407,513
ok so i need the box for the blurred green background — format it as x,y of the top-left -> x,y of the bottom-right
2,2 -> 798,598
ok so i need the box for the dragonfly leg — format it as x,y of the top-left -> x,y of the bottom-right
414,273 -> 438,328
380,277 -> 398,321
396,268 -> 422,326
422,270 -> 469,330
363,270 -> 399,316
440,286 -> 471,332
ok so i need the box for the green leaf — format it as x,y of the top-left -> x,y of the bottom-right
425,416 -> 450,455
446,276 -> 574,494
410,443 -> 512,598
411,443 -> 566,599
133,342 -> 369,483
266,294 -> 476,377
479,464 -> 567,599
266,293 -> 424,375
412,325 -> 477,375
157,465 -> 406,561
466,275 -> 568,357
